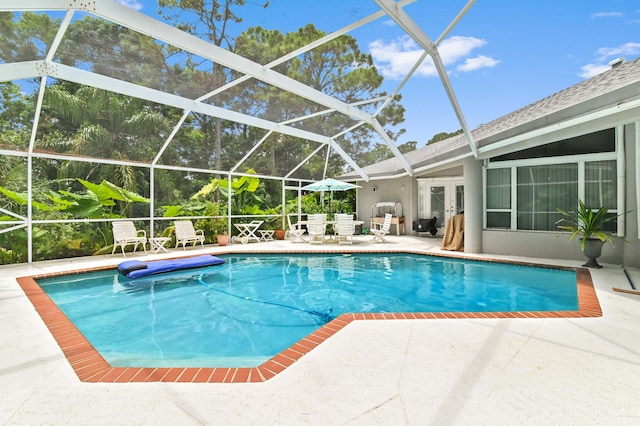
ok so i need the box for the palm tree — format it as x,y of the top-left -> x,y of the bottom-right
41,84 -> 172,214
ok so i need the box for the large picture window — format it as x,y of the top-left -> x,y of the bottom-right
486,159 -> 617,232
485,128 -> 619,233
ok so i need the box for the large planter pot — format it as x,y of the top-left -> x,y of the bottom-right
582,238 -> 605,268
217,234 -> 229,246
274,229 -> 286,240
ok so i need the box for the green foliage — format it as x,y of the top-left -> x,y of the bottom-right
427,129 -> 464,145
0,178 -> 151,262
197,201 -> 228,241
360,140 -> 418,165
234,24 -> 406,176
0,82 -> 34,149
556,200 -> 618,250
3,8 -> 404,261
0,12 -> 60,62
287,191 -> 355,220
160,169 -> 283,236
0,186 -> 52,211
49,179 -> 150,219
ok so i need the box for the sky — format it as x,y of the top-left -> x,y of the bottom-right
118,0 -> 640,147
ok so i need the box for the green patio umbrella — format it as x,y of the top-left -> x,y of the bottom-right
302,178 -> 361,213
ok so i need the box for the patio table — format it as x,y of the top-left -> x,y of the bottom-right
149,237 -> 171,253
259,230 -> 275,241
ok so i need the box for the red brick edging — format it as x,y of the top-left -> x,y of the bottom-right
16,252 -> 601,383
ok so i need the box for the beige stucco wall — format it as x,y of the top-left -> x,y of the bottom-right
356,176 -> 414,234
354,123 -> 640,268
622,122 -> 640,268
483,122 -> 639,268
482,229 -> 625,265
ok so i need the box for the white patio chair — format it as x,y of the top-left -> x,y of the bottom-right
335,215 -> 354,245
287,214 -> 307,243
370,213 -> 392,243
174,220 -> 205,249
111,221 -> 147,257
307,214 -> 327,245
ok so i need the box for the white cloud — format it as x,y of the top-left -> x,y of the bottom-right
369,35 -> 497,79
456,55 -> 500,72
579,63 -> 611,79
578,42 -> 640,79
596,42 -> 640,60
116,0 -> 144,11
591,12 -> 624,19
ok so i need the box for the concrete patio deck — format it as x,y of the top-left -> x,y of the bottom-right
2,235 -> 639,424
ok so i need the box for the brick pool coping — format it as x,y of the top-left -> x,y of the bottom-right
16,250 -> 602,383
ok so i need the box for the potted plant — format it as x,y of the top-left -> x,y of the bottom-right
267,215 -> 286,240
216,232 -> 229,246
198,201 -> 228,246
556,200 -> 617,268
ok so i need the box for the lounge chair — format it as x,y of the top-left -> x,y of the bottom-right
111,221 -> 147,257
174,220 -> 205,249
308,214 -> 327,245
287,214 -> 307,243
370,213 -> 392,243
335,215 -> 354,245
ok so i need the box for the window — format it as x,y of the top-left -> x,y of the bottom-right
585,160 -> 618,232
516,164 -> 577,230
486,128 -> 619,232
491,128 -> 615,161
486,159 -> 617,232
486,168 -> 511,228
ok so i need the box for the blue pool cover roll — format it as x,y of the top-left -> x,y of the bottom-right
118,255 -> 225,279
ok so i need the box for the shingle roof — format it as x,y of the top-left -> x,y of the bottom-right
343,56 -> 640,180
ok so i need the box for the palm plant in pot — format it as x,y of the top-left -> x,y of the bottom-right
556,200 -> 616,268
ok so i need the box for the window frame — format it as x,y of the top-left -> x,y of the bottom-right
484,152 -> 619,233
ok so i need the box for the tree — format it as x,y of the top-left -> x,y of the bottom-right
359,140 -> 417,166
0,12 -> 59,63
427,129 -> 463,145
40,83 -> 171,215
233,24 -> 406,177
0,82 -> 33,143
157,0 -> 270,173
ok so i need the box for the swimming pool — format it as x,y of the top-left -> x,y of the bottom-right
35,253 -> 580,370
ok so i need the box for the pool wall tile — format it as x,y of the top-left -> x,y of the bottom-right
16,254 -> 602,384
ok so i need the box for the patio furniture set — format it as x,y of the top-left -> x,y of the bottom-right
111,214 -> 393,257
287,213 -> 392,245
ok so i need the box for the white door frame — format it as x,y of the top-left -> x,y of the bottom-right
418,178 -> 464,234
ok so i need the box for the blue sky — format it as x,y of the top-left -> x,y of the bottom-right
119,0 -> 640,147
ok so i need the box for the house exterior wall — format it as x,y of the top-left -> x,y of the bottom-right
623,122 -> 640,268
482,122 -> 639,268
355,122 -> 640,268
482,229 -> 626,264
353,61 -> 640,267
356,177 -> 414,234
463,158 -> 483,253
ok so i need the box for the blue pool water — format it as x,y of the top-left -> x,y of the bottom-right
37,253 -> 578,368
